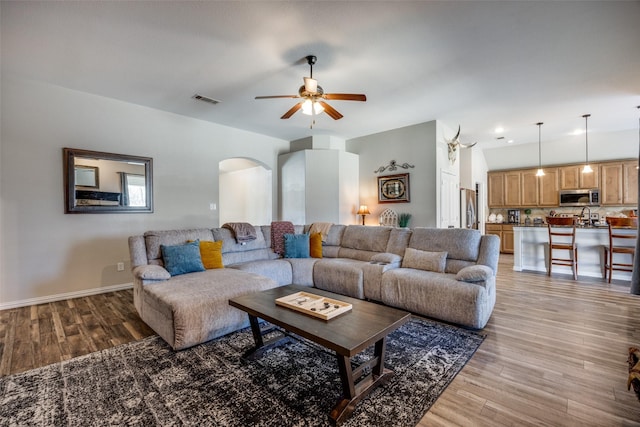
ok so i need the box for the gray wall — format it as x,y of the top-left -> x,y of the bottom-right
347,121 -> 442,228
0,76 -> 289,306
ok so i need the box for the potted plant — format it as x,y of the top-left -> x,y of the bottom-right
524,208 -> 532,225
398,213 -> 412,228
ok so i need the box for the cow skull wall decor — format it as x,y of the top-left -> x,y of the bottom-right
446,126 -> 477,164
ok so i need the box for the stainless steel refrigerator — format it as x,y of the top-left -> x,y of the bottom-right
460,188 -> 477,229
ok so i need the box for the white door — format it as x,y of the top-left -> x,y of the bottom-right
440,170 -> 459,228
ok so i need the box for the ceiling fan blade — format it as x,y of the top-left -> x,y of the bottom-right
323,93 -> 367,102
255,95 -> 299,99
318,101 -> 343,120
281,102 -> 302,119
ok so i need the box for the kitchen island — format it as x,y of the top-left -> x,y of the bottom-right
513,225 -> 634,281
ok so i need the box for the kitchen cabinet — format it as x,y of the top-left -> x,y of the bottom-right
486,223 -> 514,254
520,168 -> 559,207
559,164 -> 599,190
601,163 -> 623,205
489,159 -> 634,209
520,170 -> 539,206
488,173 -> 505,207
504,172 -> 521,206
539,168 -> 559,206
502,224 -> 514,253
487,171 -> 521,208
623,160 -> 638,205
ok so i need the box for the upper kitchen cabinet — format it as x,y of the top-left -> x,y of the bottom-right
489,168 -> 558,208
601,163 -> 624,205
504,171 -> 522,206
489,170 -> 523,207
599,160 -> 636,206
520,170 -> 539,206
559,164 -> 599,190
489,159 -> 635,208
521,168 -> 559,207
488,172 -> 506,207
623,160 -> 638,205
538,168 -> 560,206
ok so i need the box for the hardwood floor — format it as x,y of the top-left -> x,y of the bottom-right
1,255 -> 640,425
0,289 -> 154,376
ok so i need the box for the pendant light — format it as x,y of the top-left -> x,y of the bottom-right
535,122 -> 545,177
582,114 -> 593,173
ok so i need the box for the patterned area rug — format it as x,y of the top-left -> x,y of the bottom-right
1,317 -> 484,426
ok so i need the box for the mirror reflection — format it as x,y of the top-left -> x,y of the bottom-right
64,148 -> 153,213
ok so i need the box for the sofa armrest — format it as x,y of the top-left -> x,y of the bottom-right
132,265 -> 171,281
455,265 -> 494,283
370,252 -> 402,266
129,235 -> 149,267
477,234 -> 500,274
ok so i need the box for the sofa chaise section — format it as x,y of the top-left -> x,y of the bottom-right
129,227 -> 282,350
139,269 -> 279,350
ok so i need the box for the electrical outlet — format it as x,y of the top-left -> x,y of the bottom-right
117,262 -> 125,272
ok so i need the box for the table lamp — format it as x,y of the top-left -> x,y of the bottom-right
357,205 -> 370,225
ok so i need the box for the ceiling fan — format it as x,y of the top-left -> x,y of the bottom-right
255,55 -> 366,121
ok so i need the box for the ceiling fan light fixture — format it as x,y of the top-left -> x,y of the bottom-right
255,55 -> 365,121
303,77 -> 318,94
301,99 -> 324,116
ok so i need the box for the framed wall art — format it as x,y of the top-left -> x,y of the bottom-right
378,173 -> 410,203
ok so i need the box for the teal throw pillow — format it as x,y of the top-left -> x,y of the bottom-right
284,233 -> 310,258
161,240 -> 205,276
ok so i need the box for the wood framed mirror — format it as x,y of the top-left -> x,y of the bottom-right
63,147 -> 153,213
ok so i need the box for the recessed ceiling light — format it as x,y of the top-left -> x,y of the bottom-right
507,139 -> 514,144
495,127 -> 505,134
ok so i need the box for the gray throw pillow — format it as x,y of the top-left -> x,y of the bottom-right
402,248 -> 447,272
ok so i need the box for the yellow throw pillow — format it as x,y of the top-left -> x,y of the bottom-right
309,232 -> 323,258
198,240 -> 224,269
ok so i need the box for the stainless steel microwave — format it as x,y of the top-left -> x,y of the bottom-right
559,189 -> 600,206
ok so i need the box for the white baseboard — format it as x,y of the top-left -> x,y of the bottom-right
0,283 -> 134,310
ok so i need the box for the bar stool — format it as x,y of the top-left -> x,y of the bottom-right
546,217 -> 578,280
603,217 -> 637,283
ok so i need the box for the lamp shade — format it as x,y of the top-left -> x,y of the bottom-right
357,205 -> 371,215
303,77 -> 318,93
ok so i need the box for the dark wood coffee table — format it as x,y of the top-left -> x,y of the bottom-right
229,284 -> 411,425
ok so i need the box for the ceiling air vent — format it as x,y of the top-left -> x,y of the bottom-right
192,94 -> 221,105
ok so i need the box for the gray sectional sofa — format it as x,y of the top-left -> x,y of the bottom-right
129,224 -> 499,350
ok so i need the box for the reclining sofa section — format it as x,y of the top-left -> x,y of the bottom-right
129,224 -> 499,350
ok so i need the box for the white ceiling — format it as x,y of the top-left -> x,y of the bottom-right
3,1 -> 639,149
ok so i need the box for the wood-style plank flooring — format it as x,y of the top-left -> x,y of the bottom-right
1,255 -> 640,425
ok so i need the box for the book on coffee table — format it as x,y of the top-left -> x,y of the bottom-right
275,291 -> 352,320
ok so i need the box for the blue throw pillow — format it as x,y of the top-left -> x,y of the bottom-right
284,233 -> 310,258
161,240 -> 206,276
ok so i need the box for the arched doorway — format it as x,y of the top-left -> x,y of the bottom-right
219,158 -> 272,225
